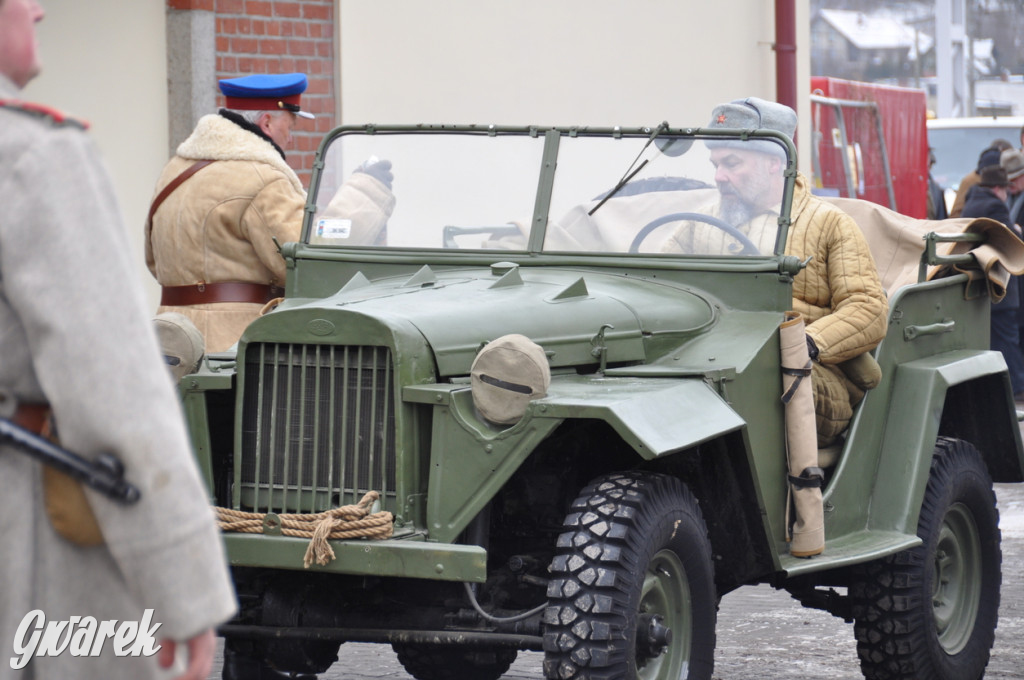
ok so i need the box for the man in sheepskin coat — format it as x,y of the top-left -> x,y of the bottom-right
145,73 -> 395,352
662,98 -> 889,446
0,1 -> 236,677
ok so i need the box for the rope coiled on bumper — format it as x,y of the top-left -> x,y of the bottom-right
216,490 -> 393,568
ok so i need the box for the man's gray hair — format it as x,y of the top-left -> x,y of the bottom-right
225,109 -> 288,125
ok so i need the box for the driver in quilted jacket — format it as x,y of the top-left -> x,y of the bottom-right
662,98 -> 889,446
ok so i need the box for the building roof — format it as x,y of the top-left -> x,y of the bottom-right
819,9 -> 933,57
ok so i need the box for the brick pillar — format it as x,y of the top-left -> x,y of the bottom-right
163,0 -> 335,185
214,0 -> 337,185
166,0 -> 217,154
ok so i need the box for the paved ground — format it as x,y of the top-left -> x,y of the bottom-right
206,481 -> 1024,680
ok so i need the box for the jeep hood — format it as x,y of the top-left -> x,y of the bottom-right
287,265 -> 715,376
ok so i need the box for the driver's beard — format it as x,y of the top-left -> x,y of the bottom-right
719,196 -> 755,228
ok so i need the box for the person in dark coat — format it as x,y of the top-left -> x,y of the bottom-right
950,141 -> 1013,218
961,164 -> 1024,399
1000,149 -> 1024,389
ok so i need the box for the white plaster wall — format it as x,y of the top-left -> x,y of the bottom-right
338,0 -> 809,151
12,0 -> 812,316
796,0 -> 811,165
24,1 -> 168,306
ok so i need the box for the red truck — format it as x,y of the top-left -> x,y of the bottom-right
811,76 -> 930,218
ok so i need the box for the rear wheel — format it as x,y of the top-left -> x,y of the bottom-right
850,437 -> 1001,680
543,471 -> 716,680
391,643 -> 517,680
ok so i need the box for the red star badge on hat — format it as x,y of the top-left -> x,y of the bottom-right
717,114 -> 727,123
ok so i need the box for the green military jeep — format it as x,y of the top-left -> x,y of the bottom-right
179,123 -> 1024,680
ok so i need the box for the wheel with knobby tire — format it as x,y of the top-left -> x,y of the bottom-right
543,471 -> 717,680
850,437 -> 1001,680
391,643 -> 517,680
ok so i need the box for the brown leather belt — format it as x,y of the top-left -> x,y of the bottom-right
160,282 -> 284,306
13,403 -> 52,436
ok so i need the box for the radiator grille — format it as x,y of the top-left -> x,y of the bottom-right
239,343 -> 396,513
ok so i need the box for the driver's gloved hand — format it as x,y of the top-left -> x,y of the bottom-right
806,334 -> 820,362
355,158 -> 393,189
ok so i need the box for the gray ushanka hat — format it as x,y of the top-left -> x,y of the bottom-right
704,97 -> 796,160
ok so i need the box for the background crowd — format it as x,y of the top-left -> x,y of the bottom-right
932,125 -> 1024,402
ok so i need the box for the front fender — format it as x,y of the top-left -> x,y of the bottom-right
870,350 -> 1023,535
404,375 -> 745,543
538,374 -> 745,458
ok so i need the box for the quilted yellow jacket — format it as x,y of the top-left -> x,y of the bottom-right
658,173 -> 888,362
788,173 -> 888,364
146,113 -> 395,351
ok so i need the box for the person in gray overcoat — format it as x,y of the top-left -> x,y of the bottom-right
0,1 -> 236,678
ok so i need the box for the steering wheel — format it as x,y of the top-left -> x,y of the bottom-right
442,225 -> 523,249
629,212 -> 760,255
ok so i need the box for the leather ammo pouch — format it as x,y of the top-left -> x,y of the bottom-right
1,408 -> 140,546
10,404 -> 106,547
43,464 -> 105,547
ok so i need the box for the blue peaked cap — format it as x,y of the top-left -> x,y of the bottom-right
219,73 -> 308,98
218,73 -> 315,119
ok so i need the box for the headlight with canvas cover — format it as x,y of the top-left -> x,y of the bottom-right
470,334 -> 550,425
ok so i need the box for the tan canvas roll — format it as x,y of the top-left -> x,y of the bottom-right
780,311 -> 825,557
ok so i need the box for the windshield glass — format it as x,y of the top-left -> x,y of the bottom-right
306,127 -> 794,257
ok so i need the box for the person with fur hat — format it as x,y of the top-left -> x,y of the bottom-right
950,139 -> 1014,218
145,73 -> 396,353
662,97 -> 889,446
963,164 -> 1012,229
1002,148 -> 1024,231
962,161 -> 1024,398
0,1 -> 236,677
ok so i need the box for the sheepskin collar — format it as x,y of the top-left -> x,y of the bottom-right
218,109 -> 286,159
176,112 -> 304,193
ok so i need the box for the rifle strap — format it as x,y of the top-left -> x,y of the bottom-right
146,160 -> 215,231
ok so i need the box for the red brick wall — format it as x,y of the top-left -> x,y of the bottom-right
204,0 -> 336,185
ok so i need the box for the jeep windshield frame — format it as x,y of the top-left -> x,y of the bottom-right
301,124 -> 798,260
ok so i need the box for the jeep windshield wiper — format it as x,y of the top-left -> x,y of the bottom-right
589,121 -> 668,216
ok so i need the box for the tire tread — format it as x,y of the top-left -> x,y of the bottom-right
850,437 -> 1001,680
542,471 -> 715,680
